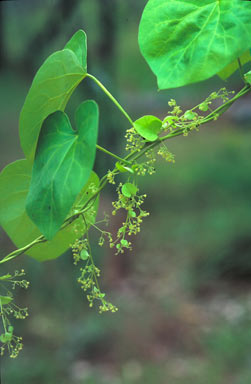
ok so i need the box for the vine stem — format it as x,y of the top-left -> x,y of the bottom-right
96,144 -> 131,165
130,83 -> 251,161
86,73 -> 134,126
1,83 -> 250,264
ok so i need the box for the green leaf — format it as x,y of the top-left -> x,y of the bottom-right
134,115 -> 162,141
80,249 -> 89,260
0,159 -> 99,261
19,31 -> 87,160
218,50 -> 251,80
0,332 -> 13,343
26,100 -> 99,240
120,239 -> 129,247
184,110 -> 197,120
115,162 -> 134,174
128,210 -> 136,218
199,103 -> 209,112
64,29 -> 87,70
0,274 -> 11,281
0,295 -> 13,305
139,0 -> 251,89
244,70 -> 251,85
122,183 -> 138,198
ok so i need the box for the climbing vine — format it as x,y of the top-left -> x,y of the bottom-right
0,0 -> 251,357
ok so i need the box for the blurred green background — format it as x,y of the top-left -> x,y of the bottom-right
1,0 -> 251,383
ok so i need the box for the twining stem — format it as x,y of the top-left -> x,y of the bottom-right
131,83 -> 251,161
0,236 -> 46,264
1,84 -> 250,264
86,73 -> 134,126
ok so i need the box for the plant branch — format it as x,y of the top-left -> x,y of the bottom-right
96,144 -> 132,165
1,84 -> 250,264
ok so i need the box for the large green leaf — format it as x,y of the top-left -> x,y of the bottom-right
19,30 -> 87,160
26,100 -> 99,240
0,159 -> 99,262
139,0 -> 251,89
218,49 -> 251,80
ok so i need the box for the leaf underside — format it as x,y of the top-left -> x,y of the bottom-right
26,100 -> 99,240
0,159 -> 99,262
138,0 -> 251,89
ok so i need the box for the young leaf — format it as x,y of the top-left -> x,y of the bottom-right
115,162 -> 134,174
244,70 -> 251,85
0,274 -> 12,280
218,50 -> 251,80
134,115 -> 162,141
139,0 -> 251,89
26,100 -> 99,240
184,110 -> 197,120
0,295 -> 13,305
0,332 -> 13,343
80,249 -> 89,260
64,29 -> 87,70
122,183 -> 138,198
0,159 -> 99,261
19,30 -> 87,160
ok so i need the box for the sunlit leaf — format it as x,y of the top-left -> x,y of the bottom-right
139,0 -> 251,89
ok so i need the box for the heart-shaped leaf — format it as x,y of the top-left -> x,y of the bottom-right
19,30 -> 87,160
134,115 -> 162,142
139,0 -> 251,89
0,159 -> 99,261
26,100 -> 99,240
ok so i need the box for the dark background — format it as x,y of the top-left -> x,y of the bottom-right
0,1 -> 251,383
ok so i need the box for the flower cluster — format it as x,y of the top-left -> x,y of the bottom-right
72,235 -> 118,314
125,127 -> 145,152
157,144 -> 175,163
161,88 -> 236,138
0,329 -> 23,358
133,149 -> 157,176
0,270 -> 29,358
111,183 -> 149,254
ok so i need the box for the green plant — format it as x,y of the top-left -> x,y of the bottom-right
0,0 -> 250,358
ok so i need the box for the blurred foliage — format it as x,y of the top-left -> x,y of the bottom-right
1,0 -> 251,383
